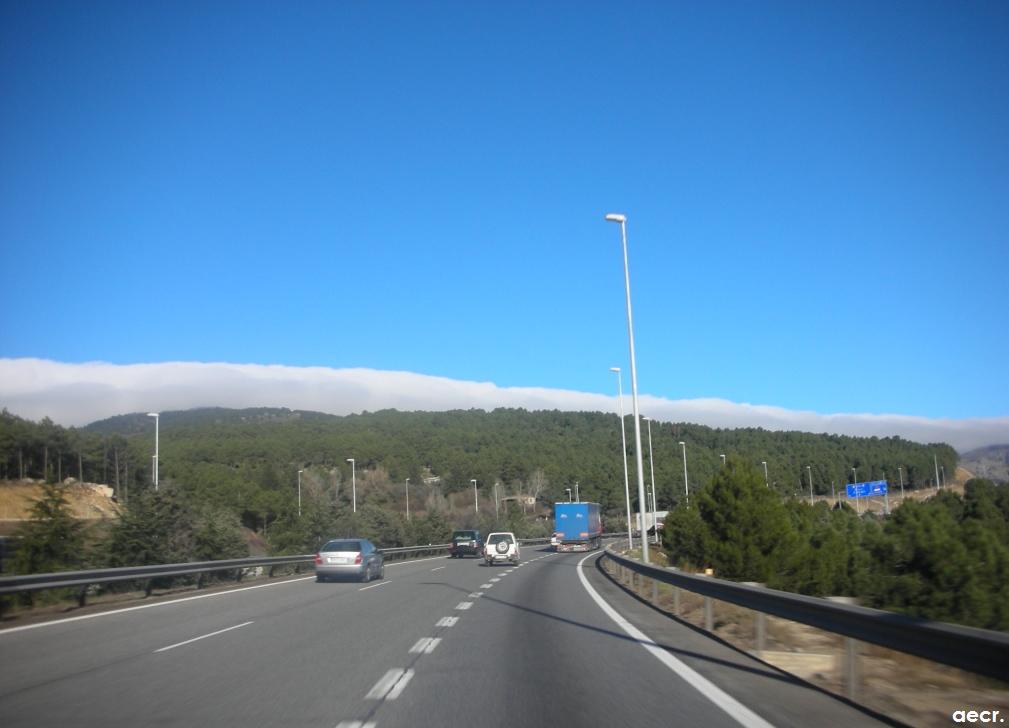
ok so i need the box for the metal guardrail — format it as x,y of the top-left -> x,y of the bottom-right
600,546 -> 1009,685
0,543 -> 453,602
0,533 -> 612,605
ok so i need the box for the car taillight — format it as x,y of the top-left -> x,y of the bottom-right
355,553 -> 363,564
579,532 -> 589,537
314,554 -> 322,565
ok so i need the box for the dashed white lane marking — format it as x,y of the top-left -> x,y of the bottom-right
431,566 -> 446,571
575,553 -> 775,728
489,578 -> 501,582
480,583 -> 493,589
409,637 -> 442,654
436,616 -> 458,627
455,601 -> 473,610
335,721 -> 375,728
366,668 -> 414,700
469,592 -> 483,598
154,620 -> 253,653
359,580 -> 392,591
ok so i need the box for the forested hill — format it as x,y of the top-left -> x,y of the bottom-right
2,407 -> 957,519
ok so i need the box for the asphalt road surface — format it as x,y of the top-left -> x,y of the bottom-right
0,548 -> 893,727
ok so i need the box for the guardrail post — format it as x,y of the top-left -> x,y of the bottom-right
843,637 -> 860,701
651,578 -> 658,604
145,580 -> 154,598
268,565 -> 275,578
704,596 -> 713,631
756,611 -> 766,653
673,586 -> 680,616
78,585 -> 88,608
236,568 -> 244,583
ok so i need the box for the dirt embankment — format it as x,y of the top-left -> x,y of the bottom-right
0,480 -> 120,533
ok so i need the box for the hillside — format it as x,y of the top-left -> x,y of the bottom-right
960,444 -> 1009,483
1,407 -> 959,531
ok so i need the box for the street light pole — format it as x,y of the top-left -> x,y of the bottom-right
147,413 -> 159,491
678,441 -> 689,507
471,479 -> 478,514
898,466 -> 904,499
298,469 -> 303,517
720,454 -> 726,467
566,488 -> 572,503
934,454 -> 941,491
644,417 -> 658,544
610,367 -> 633,550
807,465 -> 814,506
346,458 -> 356,513
494,482 -> 499,520
574,481 -> 580,503
405,478 -> 411,522
762,460 -> 768,488
606,213 -> 650,563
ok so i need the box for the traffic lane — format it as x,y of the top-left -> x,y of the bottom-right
0,556 -> 445,696
0,554 -> 472,725
581,554 -> 894,727
377,550 -> 743,728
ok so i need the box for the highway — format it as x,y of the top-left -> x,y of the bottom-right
0,548 -> 891,727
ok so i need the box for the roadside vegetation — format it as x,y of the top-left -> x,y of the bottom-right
663,459 -> 1009,630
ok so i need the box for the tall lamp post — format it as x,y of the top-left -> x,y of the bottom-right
898,466 -> 905,499
405,478 -> 411,522
762,460 -> 769,489
678,441 -> 689,507
933,454 -> 941,490
610,367 -> 633,549
806,465 -> 814,506
643,417 -> 658,544
565,488 -> 572,502
471,479 -> 478,514
574,481 -> 580,503
346,458 -> 356,513
147,412 -> 159,491
605,212 -> 650,563
720,454 -> 726,467
297,469 -> 303,517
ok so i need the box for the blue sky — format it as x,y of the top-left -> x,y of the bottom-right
2,1 -> 1007,423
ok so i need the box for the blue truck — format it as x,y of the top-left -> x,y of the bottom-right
553,502 -> 602,552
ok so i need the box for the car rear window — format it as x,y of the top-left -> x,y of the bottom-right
321,540 -> 362,552
453,531 -> 477,540
487,534 -> 513,544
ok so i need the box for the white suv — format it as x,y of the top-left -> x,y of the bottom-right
483,532 -> 520,566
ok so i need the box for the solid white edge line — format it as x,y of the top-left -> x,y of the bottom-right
154,620 -> 254,653
1,554 -> 449,636
575,553 -> 776,728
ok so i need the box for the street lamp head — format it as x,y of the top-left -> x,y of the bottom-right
609,366 -> 620,373
604,213 -> 626,223
346,458 -> 354,464
147,412 -> 159,418
678,441 -> 685,446
298,469 -> 303,475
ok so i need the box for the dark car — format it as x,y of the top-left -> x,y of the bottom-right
315,538 -> 384,582
449,529 -> 482,558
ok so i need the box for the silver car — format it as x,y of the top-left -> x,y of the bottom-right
315,538 -> 384,582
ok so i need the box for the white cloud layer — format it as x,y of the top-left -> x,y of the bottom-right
1,358 -> 1006,452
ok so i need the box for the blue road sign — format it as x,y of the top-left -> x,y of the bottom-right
846,481 -> 888,498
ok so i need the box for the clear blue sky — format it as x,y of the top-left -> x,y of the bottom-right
2,1 -> 1007,420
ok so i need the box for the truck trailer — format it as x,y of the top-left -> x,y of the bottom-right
553,502 -> 602,552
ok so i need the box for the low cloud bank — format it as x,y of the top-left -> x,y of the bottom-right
1,358 -> 1006,452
